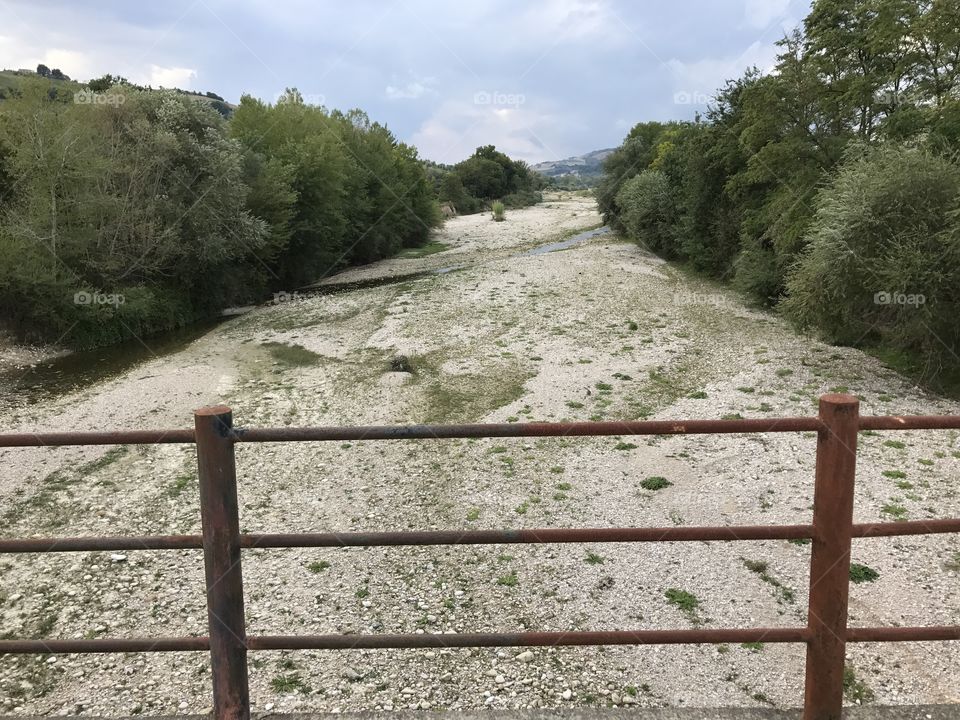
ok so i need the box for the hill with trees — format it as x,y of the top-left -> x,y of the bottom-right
532,148 -> 615,188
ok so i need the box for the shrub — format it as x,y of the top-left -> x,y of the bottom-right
501,190 -> 542,208
782,145 -> 960,382
614,170 -> 680,256
491,200 -> 506,222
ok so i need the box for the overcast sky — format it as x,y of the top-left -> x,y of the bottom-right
1,0 -> 811,164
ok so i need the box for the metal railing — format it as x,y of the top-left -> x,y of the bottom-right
1,393 -> 959,720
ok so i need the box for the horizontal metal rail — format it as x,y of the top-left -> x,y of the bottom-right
5,413 -> 960,448
0,637 -> 210,653
4,413 -> 960,448
0,429 -> 195,447
0,534 -> 204,553
3,625 -> 959,655
851,518 -> 960,537
233,417 -> 826,442
4,519 -> 960,554
2,396 -> 959,720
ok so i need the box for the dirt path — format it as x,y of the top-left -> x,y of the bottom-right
1,192 -> 958,714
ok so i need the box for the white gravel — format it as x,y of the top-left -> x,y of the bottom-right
1,192 -> 958,714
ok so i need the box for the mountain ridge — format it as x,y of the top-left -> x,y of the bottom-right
531,147 -> 615,182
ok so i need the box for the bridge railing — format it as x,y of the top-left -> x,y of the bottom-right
1,394 -> 959,720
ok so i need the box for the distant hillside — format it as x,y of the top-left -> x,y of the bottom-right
0,68 -> 235,116
532,148 -> 615,185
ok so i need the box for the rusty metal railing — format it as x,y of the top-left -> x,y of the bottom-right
1,394 -> 959,720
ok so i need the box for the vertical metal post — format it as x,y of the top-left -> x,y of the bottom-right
195,406 -> 249,720
803,394 -> 859,720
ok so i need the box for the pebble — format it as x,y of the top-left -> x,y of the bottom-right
342,667 -> 362,681
515,650 -> 534,663
561,689 -> 573,700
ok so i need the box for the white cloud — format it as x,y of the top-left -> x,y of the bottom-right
385,76 -> 437,100
147,65 -> 197,89
515,0 -> 623,42
0,36 -> 96,79
411,98 -> 567,164
743,0 -> 794,30
667,40 -> 779,107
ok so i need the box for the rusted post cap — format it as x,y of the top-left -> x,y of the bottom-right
819,393 -> 859,407
194,405 -> 232,417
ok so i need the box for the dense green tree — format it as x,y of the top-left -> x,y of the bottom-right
230,91 -> 439,288
602,0 -> 960,383
782,145 -> 960,379
614,170 -> 678,256
438,145 -> 542,214
595,121 -> 674,230
0,80 -> 265,346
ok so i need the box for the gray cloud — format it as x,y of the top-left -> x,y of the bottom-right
1,0 -> 810,163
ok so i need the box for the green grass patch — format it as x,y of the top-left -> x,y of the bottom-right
397,241 -> 449,258
641,476 -> 672,491
881,502 -> 907,519
849,563 -> 880,584
422,367 -> 531,423
843,667 -> 875,704
665,588 -> 701,624
262,341 -> 322,367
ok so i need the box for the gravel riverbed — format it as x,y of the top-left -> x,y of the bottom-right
1,193 -> 958,714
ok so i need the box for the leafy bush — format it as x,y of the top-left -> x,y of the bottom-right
501,189 -> 542,208
614,170 -> 680,256
596,121 -> 675,229
782,146 -> 960,379
0,81 -> 441,348
0,82 -> 265,347
438,145 -> 543,215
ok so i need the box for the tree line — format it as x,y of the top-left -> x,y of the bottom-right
0,78 -> 534,349
430,145 -> 546,215
599,0 -> 960,387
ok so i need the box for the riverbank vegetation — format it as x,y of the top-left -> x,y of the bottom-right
434,145 -> 545,215
0,78 -> 448,349
600,0 -> 960,388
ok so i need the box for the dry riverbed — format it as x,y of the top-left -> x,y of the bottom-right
1,192 -> 958,715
